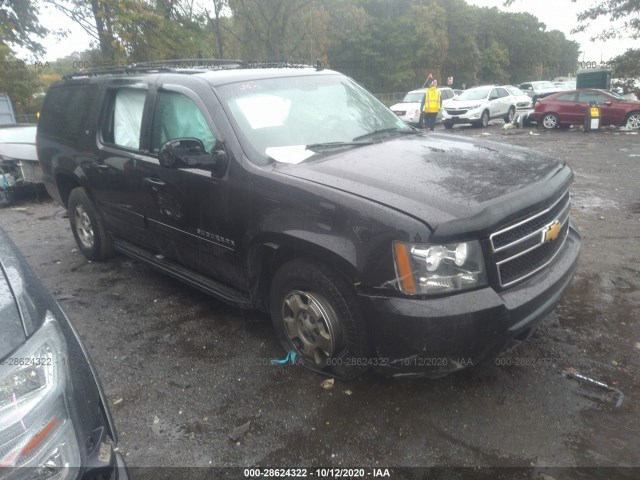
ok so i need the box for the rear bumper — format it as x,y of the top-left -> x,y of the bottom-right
358,227 -> 581,377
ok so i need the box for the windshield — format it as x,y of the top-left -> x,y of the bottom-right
456,89 -> 490,101
401,91 -> 425,103
0,126 -> 36,144
219,74 -> 412,164
606,90 -> 626,101
505,86 -> 525,96
532,81 -> 555,90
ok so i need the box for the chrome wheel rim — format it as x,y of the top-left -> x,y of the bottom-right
74,205 -> 94,249
281,290 -> 340,366
508,108 -> 514,122
626,113 -> 640,129
543,114 -> 557,129
482,112 -> 489,127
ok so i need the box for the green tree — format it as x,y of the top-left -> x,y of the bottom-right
0,44 -> 40,114
0,0 -> 48,55
572,0 -> 640,40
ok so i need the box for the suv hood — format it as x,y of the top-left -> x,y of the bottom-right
445,99 -> 487,109
390,102 -> 420,111
276,134 -> 569,240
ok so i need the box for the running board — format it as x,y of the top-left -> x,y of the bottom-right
112,238 -> 253,308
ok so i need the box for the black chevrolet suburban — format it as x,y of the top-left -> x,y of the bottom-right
37,64 -> 581,378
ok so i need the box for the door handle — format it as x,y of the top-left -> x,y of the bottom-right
96,163 -> 109,170
144,177 -> 166,187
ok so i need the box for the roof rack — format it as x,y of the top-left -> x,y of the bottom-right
62,58 -> 321,79
63,58 -> 244,79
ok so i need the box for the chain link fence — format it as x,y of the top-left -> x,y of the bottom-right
372,92 -> 407,107
15,114 -> 38,124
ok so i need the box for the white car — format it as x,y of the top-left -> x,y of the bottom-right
502,85 -> 533,110
390,87 -> 456,125
442,86 -> 517,128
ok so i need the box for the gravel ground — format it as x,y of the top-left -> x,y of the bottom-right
0,121 -> 638,475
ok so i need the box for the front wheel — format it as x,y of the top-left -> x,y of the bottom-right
443,121 -> 454,129
270,258 -> 370,379
475,110 -> 489,128
68,187 -> 114,260
504,107 -> 515,123
625,112 -> 640,129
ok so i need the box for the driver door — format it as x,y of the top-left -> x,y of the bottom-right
142,85 -> 247,290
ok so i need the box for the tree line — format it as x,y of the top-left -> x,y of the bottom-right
0,0 -> 638,115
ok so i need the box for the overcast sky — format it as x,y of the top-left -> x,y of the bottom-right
33,0 -> 639,63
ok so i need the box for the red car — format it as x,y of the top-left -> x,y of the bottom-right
532,89 -> 640,130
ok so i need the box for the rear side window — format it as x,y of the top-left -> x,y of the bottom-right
40,85 -> 96,140
101,88 -> 147,150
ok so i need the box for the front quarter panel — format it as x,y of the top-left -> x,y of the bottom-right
244,162 -> 432,291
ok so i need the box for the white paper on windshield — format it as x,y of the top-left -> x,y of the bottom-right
236,95 -> 292,129
265,145 -> 315,164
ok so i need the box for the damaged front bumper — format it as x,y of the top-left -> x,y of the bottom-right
358,227 -> 581,378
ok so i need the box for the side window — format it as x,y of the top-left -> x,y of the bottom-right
520,84 -> 531,90
497,88 -> 508,97
556,93 -> 576,102
489,89 -> 499,99
578,92 -> 608,104
101,88 -> 147,150
152,91 -> 216,153
40,85 -> 96,140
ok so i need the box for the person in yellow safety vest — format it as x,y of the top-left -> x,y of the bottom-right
422,80 -> 441,131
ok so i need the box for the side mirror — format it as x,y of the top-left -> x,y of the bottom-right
159,138 -> 228,175
604,101 -> 612,106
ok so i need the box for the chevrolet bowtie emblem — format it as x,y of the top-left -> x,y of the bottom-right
543,220 -> 562,243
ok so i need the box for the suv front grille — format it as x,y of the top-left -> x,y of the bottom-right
490,191 -> 571,287
446,109 -> 468,115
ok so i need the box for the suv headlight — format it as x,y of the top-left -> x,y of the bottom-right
466,104 -> 482,110
392,240 -> 487,294
0,314 -> 81,479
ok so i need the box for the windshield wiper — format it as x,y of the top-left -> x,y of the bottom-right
306,140 -> 376,151
352,128 -> 419,141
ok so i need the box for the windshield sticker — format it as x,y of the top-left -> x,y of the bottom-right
265,145 -> 315,164
235,95 -> 292,129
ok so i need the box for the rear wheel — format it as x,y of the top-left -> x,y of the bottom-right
68,187 -> 114,260
270,258 -> 370,379
541,113 -> 559,130
625,112 -> 640,129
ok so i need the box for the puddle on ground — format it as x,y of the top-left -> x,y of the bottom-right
571,191 -> 619,212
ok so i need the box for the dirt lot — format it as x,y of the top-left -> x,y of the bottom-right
1,122 -> 639,476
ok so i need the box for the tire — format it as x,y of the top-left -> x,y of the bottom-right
504,106 -> 515,123
0,189 -> 14,208
270,258 -> 370,380
541,113 -> 559,130
625,111 -> 640,130
67,187 -> 114,261
443,121 -> 453,129
475,110 -> 489,128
